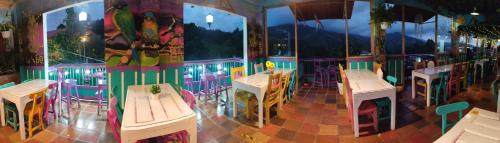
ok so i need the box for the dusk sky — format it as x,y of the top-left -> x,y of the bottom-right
47,2 -> 104,31
183,3 -> 244,32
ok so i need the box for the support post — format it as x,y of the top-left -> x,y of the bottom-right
293,3 -> 299,96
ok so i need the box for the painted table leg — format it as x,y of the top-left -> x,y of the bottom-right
412,74 -> 415,99
390,94 -> 396,130
17,103 -> 26,140
232,88 -> 237,118
426,78 -> 432,107
0,97 -> 4,126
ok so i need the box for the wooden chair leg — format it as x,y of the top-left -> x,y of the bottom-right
39,112 -> 44,130
28,115 -> 33,138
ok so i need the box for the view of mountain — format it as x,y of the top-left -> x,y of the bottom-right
268,24 -> 443,58
184,23 -> 243,61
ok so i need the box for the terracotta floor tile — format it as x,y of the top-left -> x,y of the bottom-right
275,128 -> 296,141
31,130 -> 57,142
316,135 -> 338,143
282,119 -> 303,131
260,124 -> 281,136
318,124 -> 338,135
293,132 -> 315,143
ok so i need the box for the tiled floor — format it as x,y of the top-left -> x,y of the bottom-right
0,75 -> 498,143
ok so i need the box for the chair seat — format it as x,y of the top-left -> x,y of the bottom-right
417,80 -> 427,86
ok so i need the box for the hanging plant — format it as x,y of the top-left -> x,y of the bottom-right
370,2 -> 397,30
0,22 -> 14,38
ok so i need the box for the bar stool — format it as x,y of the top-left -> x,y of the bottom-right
44,82 -> 59,123
200,73 -> 217,103
97,79 -> 107,116
326,65 -> 338,87
216,71 -> 230,105
61,79 -> 81,118
312,61 -> 325,87
184,75 -> 194,93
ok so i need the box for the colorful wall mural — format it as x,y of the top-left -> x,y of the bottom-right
105,0 -> 184,67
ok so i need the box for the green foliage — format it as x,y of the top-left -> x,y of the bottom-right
370,2 -> 397,27
150,85 -> 161,94
184,23 -> 243,61
0,22 -> 14,31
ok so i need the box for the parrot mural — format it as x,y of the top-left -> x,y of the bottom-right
106,1 -> 136,44
141,12 -> 160,47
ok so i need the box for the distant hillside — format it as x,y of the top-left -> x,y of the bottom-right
268,24 -> 445,58
184,23 -> 243,61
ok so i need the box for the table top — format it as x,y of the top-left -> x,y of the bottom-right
121,84 -> 195,130
345,69 -> 394,94
435,107 -> 500,143
413,65 -> 452,76
233,69 -> 294,90
0,79 -> 56,98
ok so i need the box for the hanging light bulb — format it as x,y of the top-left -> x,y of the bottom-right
470,7 -> 479,16
206,13 -> 213,28
79,11 -> 88,21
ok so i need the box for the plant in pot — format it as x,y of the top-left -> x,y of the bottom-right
0,22 -> 14,38
150,84 -> 161,100
370,2 -> 396,30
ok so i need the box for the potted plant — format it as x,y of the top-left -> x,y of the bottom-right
150,84 -> 161,100
0,22 -> 14,38
370,2 -> 396,30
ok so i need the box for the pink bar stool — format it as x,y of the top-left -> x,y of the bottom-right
312,61 -> 325,87
184,74 -> 194,93
201,73 -> 218,103
97,79 -> 107,116
44,82 -> 59,123
216,71 -> 230,105
61,79 -> 81,118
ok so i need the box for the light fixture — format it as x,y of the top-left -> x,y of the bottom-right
79,11 -> 88,21
206,13 -> 213,28
470,7 -> 479,16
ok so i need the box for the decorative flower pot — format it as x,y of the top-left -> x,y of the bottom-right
268,68 -> 274,74
2,30 -> 11,38
380,22 -> 389,30
150,93 -> 161,100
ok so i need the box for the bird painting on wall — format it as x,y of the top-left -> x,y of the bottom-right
141,12 -> 160,49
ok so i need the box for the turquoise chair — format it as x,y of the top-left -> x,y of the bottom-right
432,72 -> 449,105
375,76 -> 395,126
287,70 -> 296,101
492,80 -> 498,106
435,101 -> 469,134
1,82 -> 18,130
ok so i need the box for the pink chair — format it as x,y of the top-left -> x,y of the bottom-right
200,73 -> 218,103
61,79 -> 81,118
216,72 -> 230,104
44,82 -> 59,123
340,68 -> 379,133
312,61 -> 325,87
107,96 -> 121,143
184,75 -> 194,93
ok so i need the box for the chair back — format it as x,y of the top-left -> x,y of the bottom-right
288,70 -> 296,99
449,64 -> 461,83
340,67 -> 354,125
30,88 -> 47,114
48,82 -> 59,102
460,62 -> 468,78
265,72 -> 282,102
435,101 -> 469,134
254,63 -> 264,73
0,82 -> 15,89
181,89 -> 196,110
427,61 -> 435,68
230,66 -> 245,81
281,73 -> 291,99
339,64 -> 347,96
414,62 -> 426,70
386,76 -> 397,86
492,79 -> 498,106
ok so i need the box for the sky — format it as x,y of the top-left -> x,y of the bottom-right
266,1 -> 451,41
183,3 -> 244,32
46,2 -> 104,31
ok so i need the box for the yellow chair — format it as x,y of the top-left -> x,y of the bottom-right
25,88 -> 47,137
251,72 -> 282,125
280,73 -> 291,107
414,62 -> 428,97
339,64 -> 346,97
231,66 -> 255,119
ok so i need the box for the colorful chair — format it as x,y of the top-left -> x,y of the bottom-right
107,96 -> 121,143
339,64 -> 347,97
170,89 -> 198,143
201,73 -> 218,103
427,60 -> 435,68
287,70 -> 296,101
2,82 -> 18,130
184,75 -> 194,93
375,76 -> 395,127
25,88 -> 48,137
340,65 -> 378,133
432,72 -> 449,105
97,79 -> 107,116
250,72 -> 282,125
447,64 -> 461,96
436,59 -> 446,66
280,73 -> 291,107
312,61 -> 325,87
435,101 -> 469,134
254,63 -> 264,73
216,71 -> 230,105
492,79 -> 498,106
459,62 -> 468,90
44,82 -> 59,123
414,62 -> 428,98
326,64 -> 338,87
61,79 -> 81,118
231,66 -> 255,119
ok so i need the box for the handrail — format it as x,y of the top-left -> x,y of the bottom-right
184,58 -> 243,66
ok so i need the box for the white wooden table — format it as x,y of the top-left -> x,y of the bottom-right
231,69 -> 293,128
475,59 -> 488,79
121,84 -> 197,143
412,65 -> 452,107
0,79 -> 56,140
434,107 -> 500,143
345,69 -> 396,137
498,89 -> 500,113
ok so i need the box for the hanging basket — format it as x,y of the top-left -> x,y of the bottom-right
380,22 -> 390,30
1,30 -> 11,38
